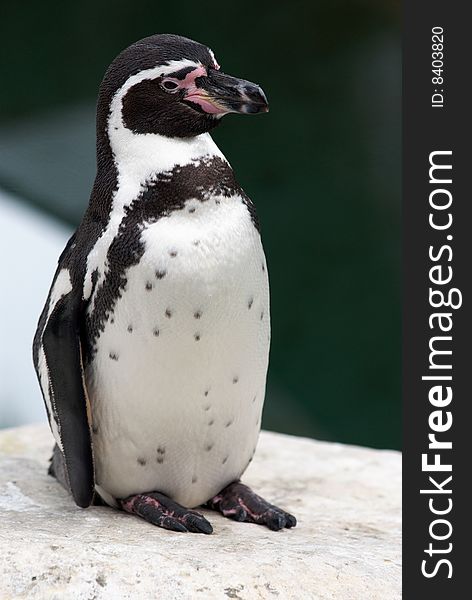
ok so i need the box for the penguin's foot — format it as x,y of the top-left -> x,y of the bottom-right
207,481 -> 297,531
119,492 -> 213,534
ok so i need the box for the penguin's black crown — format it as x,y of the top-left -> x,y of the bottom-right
97,34 -> 268,140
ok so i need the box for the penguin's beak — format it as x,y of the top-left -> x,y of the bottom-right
184,70 -> 269,116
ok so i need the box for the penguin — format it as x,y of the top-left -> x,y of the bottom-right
33,34 -> 296,534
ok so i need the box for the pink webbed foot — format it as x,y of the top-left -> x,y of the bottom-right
206,481 -> 296,531
119,491 -> 213,534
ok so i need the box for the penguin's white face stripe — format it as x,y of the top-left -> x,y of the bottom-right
108,59 -> 200,150
37,268 -> 73,450
208,48 -> 220,70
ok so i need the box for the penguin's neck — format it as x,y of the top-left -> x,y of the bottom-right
111,127 -> 225,206
119,130 -> 223,176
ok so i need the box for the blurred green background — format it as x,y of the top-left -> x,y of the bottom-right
0,0 -> 400,449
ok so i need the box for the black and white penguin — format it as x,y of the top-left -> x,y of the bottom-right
33,34 -> 296,533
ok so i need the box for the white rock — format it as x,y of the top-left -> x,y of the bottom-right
0,425 -> 401,599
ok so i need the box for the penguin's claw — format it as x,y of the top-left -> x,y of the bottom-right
206,481 -> 296,531
181,511 -> 214,534
120,492 -> 213,534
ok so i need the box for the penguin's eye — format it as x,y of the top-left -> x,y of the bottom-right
160,79 -> 179,93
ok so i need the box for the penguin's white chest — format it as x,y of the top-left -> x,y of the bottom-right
86,194 -> 270,507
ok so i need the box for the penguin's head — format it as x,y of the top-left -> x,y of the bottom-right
99,34 -> 268,140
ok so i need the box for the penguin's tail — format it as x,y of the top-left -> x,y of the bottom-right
48,443 -> 70,492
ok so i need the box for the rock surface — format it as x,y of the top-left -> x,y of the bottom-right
0,425 -> 401,599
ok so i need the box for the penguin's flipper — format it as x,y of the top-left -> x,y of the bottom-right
33,263 -> 94,509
